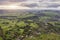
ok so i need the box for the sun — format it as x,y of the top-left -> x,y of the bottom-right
7,5 -> 19,9
0,5 -> 20,9
0,5 -> 30,9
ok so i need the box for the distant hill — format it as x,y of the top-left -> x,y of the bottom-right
0,9 -> 60,16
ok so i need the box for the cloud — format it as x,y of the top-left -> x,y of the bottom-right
0,0 -> 27,2
0,0 -> 60,9
20,3 -> 38,8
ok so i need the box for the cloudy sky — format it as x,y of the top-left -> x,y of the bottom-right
0,0 -> 60,9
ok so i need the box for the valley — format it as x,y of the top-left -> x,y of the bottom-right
0,9 -> 60,40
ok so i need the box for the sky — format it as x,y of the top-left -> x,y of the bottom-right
0,0 -> 60,9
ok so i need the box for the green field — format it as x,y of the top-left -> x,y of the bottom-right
0,10 -> 60,40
